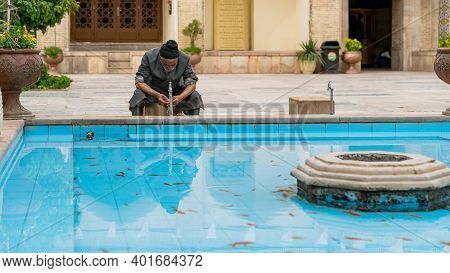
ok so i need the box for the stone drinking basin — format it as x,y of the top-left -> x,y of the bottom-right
291,151 -> 450,212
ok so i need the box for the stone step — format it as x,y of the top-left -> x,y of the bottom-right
108,61 -> 131,69
108,67 -> 134,74
108,52 -> 130,62
69,42 -> 162,51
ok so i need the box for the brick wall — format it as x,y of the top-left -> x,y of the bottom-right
310,0 -> 344,45
36,15 -> 70,50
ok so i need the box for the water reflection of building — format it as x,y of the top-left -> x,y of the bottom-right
208,146 -> 255,182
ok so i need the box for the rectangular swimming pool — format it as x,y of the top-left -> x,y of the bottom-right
0,123 -> 448,253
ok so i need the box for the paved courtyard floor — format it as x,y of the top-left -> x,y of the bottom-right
21,70 -> 450,117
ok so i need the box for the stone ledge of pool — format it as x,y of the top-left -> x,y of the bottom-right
23,114 -> 450,126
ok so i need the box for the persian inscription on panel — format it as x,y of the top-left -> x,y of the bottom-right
214,0 -> 250,50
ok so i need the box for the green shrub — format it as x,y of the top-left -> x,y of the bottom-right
438,36 -> 450,48
344,38 -> 362,51
297,39 -> 324,65
182,19 -> 203,54
24,65 -> 72,90
182,46 -> 201,54
42,46 -> 63,58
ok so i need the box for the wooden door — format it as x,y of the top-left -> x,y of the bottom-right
71,0 -> 162,42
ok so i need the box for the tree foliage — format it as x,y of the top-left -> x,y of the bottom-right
13,0 -> 78,33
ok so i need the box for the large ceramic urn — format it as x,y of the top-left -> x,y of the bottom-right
434,48 -> 450,115
0,49 -> 43,119
189,53 -> 202,67
43,53 -> 64,75
342,51 -> 362,74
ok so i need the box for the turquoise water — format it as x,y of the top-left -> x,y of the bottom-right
0,124 -> 449,253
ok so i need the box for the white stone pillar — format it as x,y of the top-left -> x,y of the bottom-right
297,0 -> 311,43
163,0 -> 179,42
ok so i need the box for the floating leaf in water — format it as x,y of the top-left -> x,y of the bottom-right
345,210 -> 361,217
116,171 -> 125,177
440,241 -> 450,246
288,213 -> 295,217
403,213 -> 422,219
275,189 -> 296,194
247,223 -> 257,227
291,236 -> 304,240
172,208 -> 186,215
229,241 -> 254,247
345,237 -> 371,241
398,237 -> 413,242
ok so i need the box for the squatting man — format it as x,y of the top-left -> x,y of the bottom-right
129,40 -> 203,116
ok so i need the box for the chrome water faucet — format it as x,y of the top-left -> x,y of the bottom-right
328,81 -> 335,115
168,81 -> 173,116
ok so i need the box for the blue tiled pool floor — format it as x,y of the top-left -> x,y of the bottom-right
0,125 -> 449,253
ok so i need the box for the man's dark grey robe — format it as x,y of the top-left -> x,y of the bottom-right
129,47 -> 203,115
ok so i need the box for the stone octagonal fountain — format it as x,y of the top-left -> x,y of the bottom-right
291,151 -> 450,212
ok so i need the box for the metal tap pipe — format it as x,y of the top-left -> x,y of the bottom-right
168,81 -> 173,116
328,81 -> 335,115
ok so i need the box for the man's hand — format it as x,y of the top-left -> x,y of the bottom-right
157,94 -> 169,106
172,95 -> 184,107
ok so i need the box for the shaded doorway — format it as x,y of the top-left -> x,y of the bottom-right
349,0 -> 392,69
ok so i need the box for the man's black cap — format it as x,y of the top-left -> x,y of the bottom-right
159,40 -> 180,59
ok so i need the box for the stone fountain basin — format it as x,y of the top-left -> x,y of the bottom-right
291,151 -> 450,211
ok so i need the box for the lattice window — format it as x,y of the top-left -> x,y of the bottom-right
142,0 -> 158,29
97,0 -> 115,29
120,0 -> 136,28
75,0 -> 92,29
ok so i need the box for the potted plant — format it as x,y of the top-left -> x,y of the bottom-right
342,38 -> 362,74
0,0 -> 77,120
297,39 -> 324,74
42,46 -> 63,75
182,19 -> 203,67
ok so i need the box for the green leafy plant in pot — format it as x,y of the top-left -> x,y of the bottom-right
297,39 -> 323,74
182,19 -> 203,67
0,0 -> 78,119
42,46 -> 63,74
342,38 -> 362,74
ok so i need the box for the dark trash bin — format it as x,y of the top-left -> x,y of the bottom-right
321,41 -> 340,73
